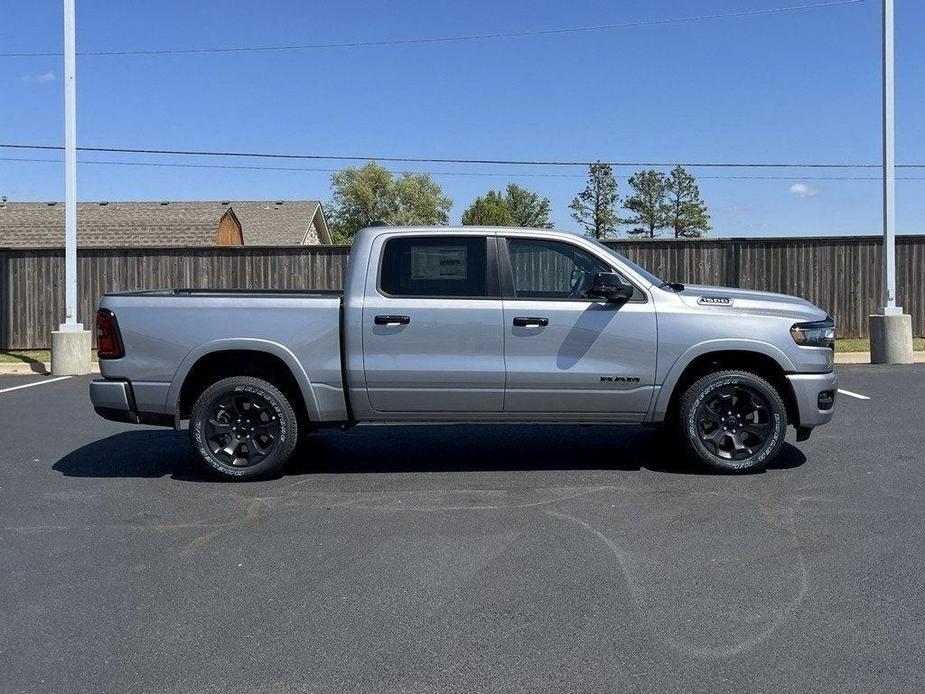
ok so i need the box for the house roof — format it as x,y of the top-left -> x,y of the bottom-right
0,200 -> 331,248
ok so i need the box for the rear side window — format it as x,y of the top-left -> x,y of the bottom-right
379,236 -> 488,298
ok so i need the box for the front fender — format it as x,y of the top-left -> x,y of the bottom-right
649,338 -> 796,422
166,338 -> 322,422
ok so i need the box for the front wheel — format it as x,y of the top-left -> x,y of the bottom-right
189,376 -> 298,480
676,370 -> 787,473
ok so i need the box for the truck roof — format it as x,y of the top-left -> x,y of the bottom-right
356,225 -> 581,241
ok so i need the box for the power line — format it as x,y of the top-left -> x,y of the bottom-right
1,142 -> 922,170
4,155 -> 925,180
0,0 -> 866,58
0,156 -> 578,178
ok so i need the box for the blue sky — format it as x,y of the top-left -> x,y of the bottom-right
1,0 -> 923,237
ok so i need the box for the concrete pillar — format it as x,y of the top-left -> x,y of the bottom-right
869,313 -> 914,364
51,329 -> 92,375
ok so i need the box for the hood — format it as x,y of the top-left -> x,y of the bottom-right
676,284 -> 829,322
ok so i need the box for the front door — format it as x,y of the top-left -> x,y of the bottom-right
362,234 -> 505,413
501,237 -> 658,419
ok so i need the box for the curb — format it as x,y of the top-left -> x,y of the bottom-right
0,362 -> 100,375
835,352 -> 871,364
834,352 -> 925,364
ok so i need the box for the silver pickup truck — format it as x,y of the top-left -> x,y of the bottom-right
91,226 -> 837,479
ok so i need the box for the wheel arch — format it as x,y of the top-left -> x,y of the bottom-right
653,341 -> 798,425
169,339 -> 320,425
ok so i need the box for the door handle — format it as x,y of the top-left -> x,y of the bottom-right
374,314 -> 410,326
512,316 -> 548,327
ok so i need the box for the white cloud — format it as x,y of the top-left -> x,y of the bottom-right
789,182 -> 820,198
21,71 -> 55,83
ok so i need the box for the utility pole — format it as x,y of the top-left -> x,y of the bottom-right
51,0 -> 91,375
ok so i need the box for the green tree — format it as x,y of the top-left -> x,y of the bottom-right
569,162 -> 620,239
503,183 -> 553,228
327,161 -> 452,243
663,165 -> 711,238
392,172 -> 452,227
624,170 -> 669,239
461,190 -> 516,226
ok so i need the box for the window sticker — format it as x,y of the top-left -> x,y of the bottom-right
410,246 -> 468,280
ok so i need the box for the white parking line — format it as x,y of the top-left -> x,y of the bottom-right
838,388 -> 871,400
0,376 -> 72,394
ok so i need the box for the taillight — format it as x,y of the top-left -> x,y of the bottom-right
96,308 -> 124,359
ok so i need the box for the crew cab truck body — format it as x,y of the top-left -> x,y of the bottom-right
91,226 -> 837,479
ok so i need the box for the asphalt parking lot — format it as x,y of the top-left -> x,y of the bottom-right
1,366 -> 924,694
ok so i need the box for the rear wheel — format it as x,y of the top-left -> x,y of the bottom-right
677,370 -> 787,473
189,376 -> 298,480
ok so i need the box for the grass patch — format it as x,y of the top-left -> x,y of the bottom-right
836,339 -> 869,353
0,350 -> 51,364
0,350 -> 99,364
835,338 -> 925,352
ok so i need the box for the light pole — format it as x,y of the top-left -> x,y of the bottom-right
51,0 -> 91,375
881,0 -> 897,315
63,0 -> 78,329
869,0 -> 913,363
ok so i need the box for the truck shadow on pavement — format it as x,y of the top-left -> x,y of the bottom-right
52,424 -> 806,481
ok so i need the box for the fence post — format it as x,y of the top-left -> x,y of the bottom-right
725,240 -> 741,288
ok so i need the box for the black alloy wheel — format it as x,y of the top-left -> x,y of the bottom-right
190,376 -> 298,480
677,370 -> 787,473
204,391 -> 281,468
695,384 -> 773,460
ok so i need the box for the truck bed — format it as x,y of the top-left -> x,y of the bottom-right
105,288 -> 343,298
97,288 -> 348,423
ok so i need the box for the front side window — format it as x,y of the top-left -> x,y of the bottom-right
507,238 -> 613,300
588,237 -> 664,287
380,236 -> 488,298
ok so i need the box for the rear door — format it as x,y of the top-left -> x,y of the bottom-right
500,236 -> 658,419
361,233 -> 505,413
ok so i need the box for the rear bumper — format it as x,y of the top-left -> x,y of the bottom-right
90,379 -> 174,427
786,371 -> 838,428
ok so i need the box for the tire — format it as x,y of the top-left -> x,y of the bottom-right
676,369 -> 787,473
189,376 -> 298,481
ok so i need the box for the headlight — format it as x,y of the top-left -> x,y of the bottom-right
791,317 -> 835,348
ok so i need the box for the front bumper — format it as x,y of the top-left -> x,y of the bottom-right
90,379 -> 173,427
786,371 -> 838,428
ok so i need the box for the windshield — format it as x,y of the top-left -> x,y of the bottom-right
587,238 -> 665,287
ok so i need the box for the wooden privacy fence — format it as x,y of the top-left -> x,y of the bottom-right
0,246 -> 349,350
0,235 -> 922,349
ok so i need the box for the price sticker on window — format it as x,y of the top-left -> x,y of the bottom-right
410,246 -> 468,280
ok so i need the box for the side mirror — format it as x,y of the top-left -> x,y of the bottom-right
587,272 -> 634,303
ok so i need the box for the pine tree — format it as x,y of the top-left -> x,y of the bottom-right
663,165 -> 711,238
569,162 -> 620,239
624,170 -> 669,238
